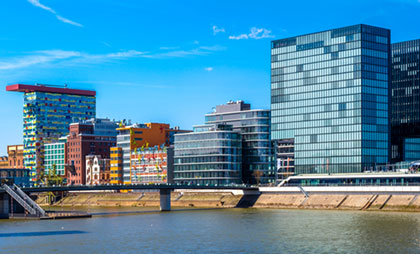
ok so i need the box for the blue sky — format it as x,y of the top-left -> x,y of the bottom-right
1,0 -> 420,155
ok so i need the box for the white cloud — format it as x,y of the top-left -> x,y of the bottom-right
212,26 -> 225,35
229,34 -> 249,40
0,46 -> 225,70
159,46 -> 180,50
0,50 -> 80,70
204,67 -> 213,72
229,27 -> 274,40
27,0 -> 83,27
28,0 -> 55,13
56,15 -> 83,27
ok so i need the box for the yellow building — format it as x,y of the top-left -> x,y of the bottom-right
110,147 -> 123,184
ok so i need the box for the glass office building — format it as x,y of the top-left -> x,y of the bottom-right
173,124 -> 242,185
391,39 -> 420,162
271,24 -> 390,174
204,100 -> 274,184
403,138 -> 420,162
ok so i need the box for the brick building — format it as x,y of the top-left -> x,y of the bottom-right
7,145 -> 24,169
66,118 -> 118,185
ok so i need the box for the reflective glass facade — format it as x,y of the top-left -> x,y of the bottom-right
403,138 -> 420,162
271,24 -> 390,174
391,39 -> 420,162
205,101 -> 274,184
173,124 -> 242,185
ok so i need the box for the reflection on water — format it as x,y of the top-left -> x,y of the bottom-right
1,208 -> 420,254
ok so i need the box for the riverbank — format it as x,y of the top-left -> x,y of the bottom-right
36,191 -> 420,212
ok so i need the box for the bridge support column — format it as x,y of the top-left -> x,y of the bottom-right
0,193 -> 10,219
160,189 -> 171,211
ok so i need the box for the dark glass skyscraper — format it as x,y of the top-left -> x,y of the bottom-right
271,24 -> 391,174
391,39 -> 420,162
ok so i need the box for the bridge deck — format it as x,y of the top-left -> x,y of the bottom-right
0,184 -> 258,193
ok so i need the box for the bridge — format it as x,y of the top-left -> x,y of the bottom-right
0,184 -> 259,219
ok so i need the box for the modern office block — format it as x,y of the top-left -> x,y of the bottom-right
271,24 -> 391,174
44,137 -> 67,176
204,100 -> 275,184
391,39 -> 420,162
173,124 -> 242,185
6,84 -> 96,184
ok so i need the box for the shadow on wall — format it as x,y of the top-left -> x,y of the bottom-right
235,194 -> 261,208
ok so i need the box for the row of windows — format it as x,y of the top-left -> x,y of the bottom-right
272,41 -> 362,62
296,131 -> 388,145
174,164 -> 241,171
174,156 -> 242,164
273,116 -> 388,133
174,148 -> 241,157
174,172 -> 241,179
273,87 -> 388,106
296,155 -> 388,165
272,49 -> 362,68
272,55 -> 359,75
272,93 -> 387,110
45,155 -> 65,160
272,101 -> 388,118
174,140 -> 242,149
274,124 -> 388,137
271,31 -> 360,51
292,140 -> 387,151
295,148 -> 388,159
175,133 -> 240,142
45,149 -> 65,155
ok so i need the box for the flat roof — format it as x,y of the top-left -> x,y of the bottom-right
6,84 -> 96,96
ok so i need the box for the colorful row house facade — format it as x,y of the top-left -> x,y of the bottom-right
111,123 -> 189,184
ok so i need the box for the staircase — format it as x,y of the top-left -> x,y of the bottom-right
2,184 -> 46,217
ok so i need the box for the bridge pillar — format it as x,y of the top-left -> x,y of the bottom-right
0,193 -> 10,219
160,189 -> 171,211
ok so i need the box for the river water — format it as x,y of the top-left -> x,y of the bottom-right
1,208 -> 420,254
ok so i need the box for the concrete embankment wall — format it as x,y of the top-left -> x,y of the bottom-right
254,193 -> 420,211
37,189 -> 420,212
38,192 -> 242,208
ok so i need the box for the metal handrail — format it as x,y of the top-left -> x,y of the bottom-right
2,184 -> 37,215
13,184 -> 45,216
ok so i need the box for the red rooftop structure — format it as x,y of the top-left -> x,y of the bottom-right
6,84 -> 96,96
